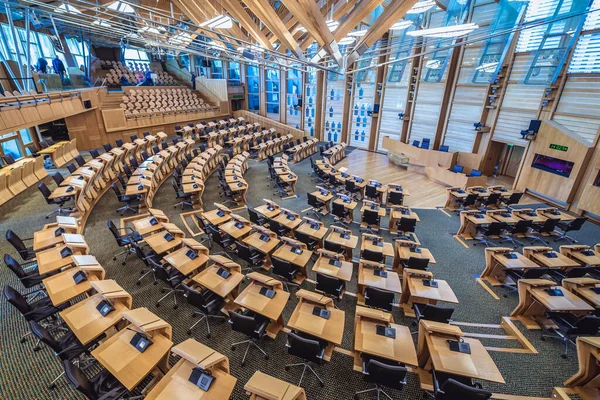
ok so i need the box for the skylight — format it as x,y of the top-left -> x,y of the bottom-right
200,15 -> 233,29
108,1 -> 136,14
92,19 -> 111,27
407,23 -> 479,38
406,0 -> 436,14
56,4 -> 83,15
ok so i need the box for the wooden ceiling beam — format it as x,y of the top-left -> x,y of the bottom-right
218,0 -> 275,50
333,0 -> 385,41
346,0 -> 420,66
241,0 -> 305,60
295,0 -> 344,66
298,0 -> 359,51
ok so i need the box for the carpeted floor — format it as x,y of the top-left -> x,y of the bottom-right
1,146 -> 599,399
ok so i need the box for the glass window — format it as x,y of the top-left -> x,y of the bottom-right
228,61 -> 241,83
19,128 -> 32,144
67,37 -> 89,69
266,68 -> 280,121
108,1 -> 136,13
286,67 -> 302,129
211,60 -> 223,79
304,67 -> 317,136
1,138 -> 23,159
349,59 -> 376,148
247,64 -> 260,113
324,68 -> 344,142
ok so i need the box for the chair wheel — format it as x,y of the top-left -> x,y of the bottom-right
320,382 -> 325,387
264,354 -> 269,360
113,257 -> 116,260
187,330 -> 192,335
192,313 -> 197,318
20,338 -> 26,343
231,345 -> 235,351
540,337 -> 545,341
136,282 -> 141,286
241,362 -> 246,367
173,305 -> 178,310
206,333 -> 211,339
561,354 -> 567,359
285,366 -> 290,371
48,384 -> 56,390
34,346 -> 41,352
161,289 -> 166,293
155,303 -> 160,307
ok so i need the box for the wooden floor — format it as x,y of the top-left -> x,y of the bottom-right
336,149 -> 538,208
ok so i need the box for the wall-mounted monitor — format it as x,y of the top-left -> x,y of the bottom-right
531,154 -> 574,178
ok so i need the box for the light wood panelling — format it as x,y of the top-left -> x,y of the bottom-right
409,83 -> 444,144
444,85 -> 487,152
554,76 -> 600,144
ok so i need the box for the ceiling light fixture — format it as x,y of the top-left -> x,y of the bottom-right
297,19 -> 339,33
56,4 -> 83,14
92,19 -> 111,27
390,20 -> 413,30
406,0 -> 436,14
200,15 -> 233,29
338,36 -> 356,45
347,29 -> 368,37
407,23 -> 479,38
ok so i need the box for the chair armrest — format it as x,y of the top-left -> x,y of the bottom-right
431,369 -> 443,395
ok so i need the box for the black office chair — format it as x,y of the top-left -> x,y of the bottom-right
332,202 -> 350,227
132,242 -> 160,285
324,240 -> 344,254
481,193 -> 501,210
171,178 -> 193,209
361,209 -> 380,234
328,174 -> 340,190
6,229 -> 36,261
387,190 -> 404,206
52,172 -> 65,187
115,172 -> 129,191
229,309 -> 270,366
542,312 -> 600,358
65,163 -> 77,174
268,218 -> 290,237
140,150 -> 150,160
413,303 -> 454,324
307,192 -> 326,219
502,268 -> 550,297
110,183 -> 140,215
403,256 -> 430,271
207,225 -> 235,254
285,331 -> 326,387
73,155 -> 86,168
345,179 -> 361,200
456,194 -> 478,212
46,137 -> 55,146
62,359 -> 128,400
364,287 -> 394,312
3,284 -> 68,345
181,283 -> 226,337
107,219 -> 142,265
271,257 -> 299,292
474,222 -> 506,247
102,143 -> 112,152
500,219 -> 532,248
354,357 -> 407,399
295,230 -> 318,251
503,192 -> 523,207
27,145 -> 40,157
89,149 -> 100,159
129,157 -> 139,169
364,185 -> 379,202
248,208 -> 267,226
316,272 -> 344,301
29,320 -> 103,390
549,266 -> 593,284
129,134 -> 138,142
362,249 -> 384,263
555,217 -> 587,243
115,139 -> 124,147
153,260 -> 185,309
432,370 -> 492,400
38,182 -> 74,218
2,153 -> 16,165
39,140 -> 49,149
236,241 -> 264,274
530,218 -> 560,245
395,217 -> 416,240
4,254 -> 48,299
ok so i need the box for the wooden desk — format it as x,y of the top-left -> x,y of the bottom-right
202,208 -> 232,226
312,250 -> 353,283
388,207 -> 420,233
219,220 -> 252,240
243,230 -> 280,269
393,242 -> 436,271
287,291 -> 344,361
511,279 -> 594,330
445,188 -> 469,210
354,311 -> 417,370
561,245 -> 600,267
538,207 -> 577,222
457,211 -> 496,240
295,220 -> 329,242
34,227 -> 66,251
488,209 -> 522,224
481,248 -> 540,286
145,231 -> 182,255
193,263 -> 244,301
272,213 -> 303,231
92,327 -> 172,391
357,263 -> 402,304
400,269 -> 459,317
272,243 -> 312,284
163,247 -> 209,276
564,336 -> 600,388
563,278 -> 600,308
325,229 -> 359,260
255,203 -> 281,219
234,273 -> 289,338
530,250 -> 581,269
244,371 -> 306,400
132,217 -> 165,236
311,189 -> 334,214
61,292 -> 130,345
512,208 -> 546,223
43,265 -> 105,306
36,245 -> 77,275
361,235 -> 394,260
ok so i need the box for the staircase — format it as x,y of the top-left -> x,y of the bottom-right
100,92 -> 124,110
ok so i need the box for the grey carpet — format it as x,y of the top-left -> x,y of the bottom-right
1,147 -> 599,399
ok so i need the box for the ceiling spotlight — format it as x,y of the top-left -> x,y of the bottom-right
406,0 -> 436,14
390,21 -> 413,30
200,15 -> 233,29
407,23 -> 479,38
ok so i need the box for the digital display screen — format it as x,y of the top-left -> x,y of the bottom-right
531,154 -> 574,178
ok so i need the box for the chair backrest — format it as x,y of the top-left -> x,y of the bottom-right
272,257 -> 295,278
39,141 -> 49,149
365,185 -> 378,198
324,240 -> 343,253
522,267 -> 549,279
248,208 -> 261,224
106,219 -> 124,243
412,140 -> 420,147
452,165 -> 464,173
463,194 -> 478,207
45,137 -> 55,145
566,266 -> 591,279
181,282 -> 208,308
307,192 -> 320,208
332,202 -> 347,217
345,180 -> 356,191
3,284 -> 32,316
115,139 -> 124,147
6,230 -> 28,259
111,183 -> 123,199
365,287 -> 394,311
567,217 -> 587,231
75,155 -> 86,167
439,378 -> 492,400
421,304 -> 454,323
235,241 -> 252,261
287,331 -> 323,363
123,164 -> 132,177
512,219 -> 532,234
439,145 -> 449,152
316,272 -> 342,297
129,157 -> 139,169
89,149 -> 100,159
363,209 -> 379,224
3,154 -> 15,165
52,172 -> 64,186
62,360 -> 97,400
397,217 -> 416,233
485,222 -> 506,236
4,253 -> 26,279
485,193 -> 501,205
575,316 -> 600,335
65,163 -> 77,174
27,145 -> 39,155
541,218 -> 560,232
38,182 -> 53,202
130,134 -> 138,142
29,320 -> 61,353
407,257 -> 429,270
103,143 -> 113,152
469,169 -> 483,177
365,359 -> 408,390
506,192 -> 523,205
363,249 -> 384,263
229,310 -> 259,336
294,231 -> 313,246
388,191 -> 403,205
